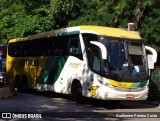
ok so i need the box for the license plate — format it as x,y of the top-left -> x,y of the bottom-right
126,94 -> 134,98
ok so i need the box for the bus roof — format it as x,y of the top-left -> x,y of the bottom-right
9,25 -> 141,43
80,26 -> 141,39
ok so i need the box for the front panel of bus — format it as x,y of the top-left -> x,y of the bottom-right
82,34 -> 149,100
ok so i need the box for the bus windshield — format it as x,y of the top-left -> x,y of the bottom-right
99,36 -> 148,82
100,37 -> 126,70
100,36 -> 144,70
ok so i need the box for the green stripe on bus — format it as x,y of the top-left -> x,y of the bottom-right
59,31 -> 80,36
37,56 -> 68,84
139,80 -> 148,87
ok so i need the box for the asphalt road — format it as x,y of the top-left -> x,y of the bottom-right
0,92 -> 160,121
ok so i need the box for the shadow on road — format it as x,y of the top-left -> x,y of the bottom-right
31,91 -> 159,110
1,91 -> 159,121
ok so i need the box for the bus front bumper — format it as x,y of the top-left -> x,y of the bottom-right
97,85 -> 148,100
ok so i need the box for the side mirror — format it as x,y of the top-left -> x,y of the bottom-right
90,41 -> 107,59
147,54 -> 155,69
145,46 -> 157,70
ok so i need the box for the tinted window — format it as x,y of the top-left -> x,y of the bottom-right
8,42 -> 21,57
8,35 -> 83,60
88,45 -> 101,74
82,34 -> 98,51
0,44 -> 7,58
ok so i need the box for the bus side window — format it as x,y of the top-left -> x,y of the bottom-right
70,45 -> 77,55
47,42 -> 55,55
92,55 -> 100,72
68,36 -> 83,60
89,47 -> 101,73
53,36 -> 67,56
8,43 -> 21,57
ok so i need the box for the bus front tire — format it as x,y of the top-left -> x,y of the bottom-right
71,80 -> 84,104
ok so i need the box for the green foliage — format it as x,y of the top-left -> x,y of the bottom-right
0,0 -> 52,44
50,0 -> 160,53
149,69 -> 160,101
140,5 -> 160,53
0,0 -> 19,10
0,4 -> 24,42
50,0 -> 82,28
68,0 -> 115,26
0,0 -> 160,55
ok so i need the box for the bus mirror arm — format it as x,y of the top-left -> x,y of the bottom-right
90,41 -> 107,59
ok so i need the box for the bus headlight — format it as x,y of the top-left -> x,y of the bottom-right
143,83 -> 149,90
98,80 -> 115,89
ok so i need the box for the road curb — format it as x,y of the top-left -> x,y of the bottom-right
0,85 -> 16,99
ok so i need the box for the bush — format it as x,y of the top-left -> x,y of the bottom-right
148,68 -> 160,102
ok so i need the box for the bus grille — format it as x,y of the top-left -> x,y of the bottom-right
114,87 -> 144,92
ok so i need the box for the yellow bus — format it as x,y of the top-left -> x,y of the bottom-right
6,26 -> 157,103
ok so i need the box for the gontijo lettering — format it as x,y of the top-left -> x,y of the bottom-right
69,62 -> 81,68
18,59 -> 39,66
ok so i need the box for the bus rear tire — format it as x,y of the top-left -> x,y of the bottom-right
15,75 -> 21,92
71,80 -> 84,104
21,76 -> 29,93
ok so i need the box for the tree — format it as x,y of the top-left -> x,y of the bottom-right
0,0 -> 52,44
1,0 -> 160,55
67,0 -> 155,28
140,7 -> 160,53
50,0 -> 82,28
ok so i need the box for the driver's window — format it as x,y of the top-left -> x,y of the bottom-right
90,47 -> 101,73
92,54 -> 100,72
